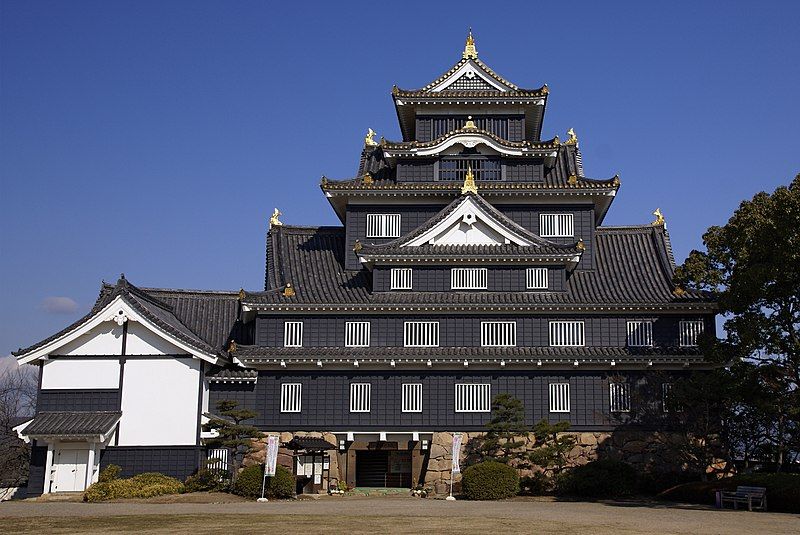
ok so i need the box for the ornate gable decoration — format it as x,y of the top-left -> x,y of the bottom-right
403,195 -> 535,247
422,31 -> 516,93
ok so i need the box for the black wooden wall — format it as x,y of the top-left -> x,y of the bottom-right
37,389 -> 120,412
210,370 -> 683,432
372,266 -> 566,293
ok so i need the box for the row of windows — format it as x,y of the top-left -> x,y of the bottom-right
279,382 -> 675,414
283,320 -> 705,348
390,267 -> 549,291
366,214 -> 575,238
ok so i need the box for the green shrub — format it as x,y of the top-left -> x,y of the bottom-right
659,473 -> 800,513
519,472 -> 550,496
97,464 -> 122,483
83,472 -> 184,502
556,459 -> 639,498
185,468 -> 230,493
231,464 -> 294,499
461,461 -> 520,500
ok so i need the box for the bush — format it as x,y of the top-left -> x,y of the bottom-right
659,473 -> 800,513
556,459 -> 639,498
97,464 -> 121,483
231,464 -> 294,499
461,461 -> 519,500
519,472 -> 550,496
84,472 -> 184,502
184,468 -> 230,493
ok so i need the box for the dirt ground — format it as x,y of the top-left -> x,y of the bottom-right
1,494 -> 797,534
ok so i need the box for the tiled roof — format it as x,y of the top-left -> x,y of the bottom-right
24,411 -> 121,438
14,277 -> 240,360
206,367 -> 258,382
247,223 -> 710,310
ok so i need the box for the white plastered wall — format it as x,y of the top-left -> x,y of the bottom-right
41,359 -> 120,389
56,323 -> 123,355
118,358 -> 200,446
125,322 -> 187,355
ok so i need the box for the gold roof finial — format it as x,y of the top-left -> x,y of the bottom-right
461,165 -> 478,195
365,128 -> 378,146
362,173 -> 374,185
567,175 -> 578,186
462,28 -> 478,59
269,208 -> 283,228
463,115 -> 477,130
282,283 -> 295,298
652,208 -> 665,226
238,288 -> 245,301
353,240 -> 363,252
566,128 -> 578,145
576,239 -> 586,251
228,340 -> 238,353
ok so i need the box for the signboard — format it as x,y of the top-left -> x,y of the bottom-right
451,433 -> 463,474
265,435 -> 279,477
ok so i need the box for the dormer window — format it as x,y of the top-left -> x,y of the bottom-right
540,213 -> 574,238
366,214 -> 401,238
451,267 -> 488,289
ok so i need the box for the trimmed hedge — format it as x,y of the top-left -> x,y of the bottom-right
461,461 -> 519,500
232,464 -> 294,499
184,468 -> 230,493
659,473 -> 800,513
556,459 -> 639,498
84,472 -> 184,502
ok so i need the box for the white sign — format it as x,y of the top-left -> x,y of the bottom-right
265,435 -> 279,477
451,433 -> 463,474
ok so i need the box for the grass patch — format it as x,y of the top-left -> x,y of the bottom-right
659,473 -> 800,513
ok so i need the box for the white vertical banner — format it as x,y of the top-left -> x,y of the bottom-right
451,433 -> 463,474
265,435 -> 279,477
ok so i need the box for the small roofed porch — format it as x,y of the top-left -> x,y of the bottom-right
15,411 -> 121,494
285,436 -> 337,494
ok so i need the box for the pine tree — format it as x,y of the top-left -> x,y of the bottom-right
203,400 -> 262,481
477,393 -> 529,465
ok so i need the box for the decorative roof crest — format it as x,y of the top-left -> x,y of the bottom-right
462,115 -> 477,130
567,175 -> 578,186
462,28 -> 478,59
565,128 -> 578,145
282,283 -> 295,298
461,165 -> 478,195
269,208 -> 283,228
652,208 -> 665,226
365,128 -> 378,146
362,173 -> 374,185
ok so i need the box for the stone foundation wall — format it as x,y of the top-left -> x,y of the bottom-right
424,430 -> 687,495
246,431 -> 342,490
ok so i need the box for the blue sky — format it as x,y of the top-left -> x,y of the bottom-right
1,0 -> 798,358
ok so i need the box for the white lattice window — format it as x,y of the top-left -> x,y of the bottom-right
345,321 -> 370,347
626,321 -> 653,347
451,267 -> 488,289
549,383 -> 570,413
526,267 -> 548,289
679,320 -> 704,347
480,321 -> 516,347
402,383 -> 423,413
403,321 -> 439,347
390,268 -> 413,290
280,383 -> 302,413
349,383 -> 371,413
366,214 -> 401,238
610,382 -> 631,412
206,448 -> 229,471
662,383 -> 673,413
283,321 -> 303,347
549,321 -> 585,347
540,213 -> 574,237
455,384 -> 491,412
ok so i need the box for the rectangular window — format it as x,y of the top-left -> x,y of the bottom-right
540,213 -> 574,237
549,383 -> 570,413
549,321 -> 585,347
366,214 -> 401,238
345,321 -> 370,347
283,321 -> 303,347
626,321 -> 653,347
526,267 -> 548,289
280,383 -> 302,413
609,382 -> 631,412
390,268 -> 413,290
403,321 -> 439,347
402,383 -> 423,413
349,383 -> 371,413
451,267 -> 488,289
206,448 -> 229,471
480,321 -> 517,347
455,384 -> 491,412
679,320 -> 704,347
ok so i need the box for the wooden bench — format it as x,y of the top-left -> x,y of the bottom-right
719,486 -> 767,511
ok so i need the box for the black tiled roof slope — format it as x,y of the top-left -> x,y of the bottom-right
24,411 -> 121,437
249,223 -> 708,308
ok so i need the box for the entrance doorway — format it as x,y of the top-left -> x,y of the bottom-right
52,448 -> 89,492
355,450 -> 412,488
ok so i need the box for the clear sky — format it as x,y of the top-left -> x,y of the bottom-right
1,0 -> 798,359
